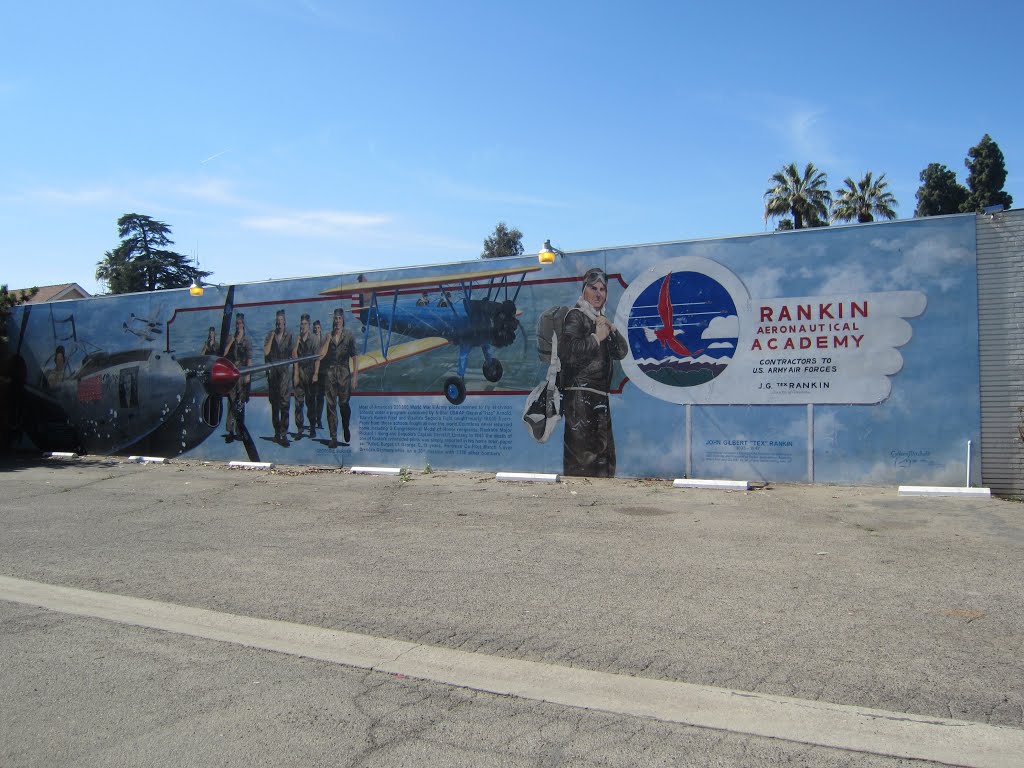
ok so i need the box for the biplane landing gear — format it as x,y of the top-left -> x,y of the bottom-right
444,376 -> 467,405
482,358 -> 503,383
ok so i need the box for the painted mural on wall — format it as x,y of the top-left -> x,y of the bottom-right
3,214 -> 981,485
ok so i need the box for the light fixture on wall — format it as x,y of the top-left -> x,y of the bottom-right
189,251 -> 205,296
538,239 -> 564,265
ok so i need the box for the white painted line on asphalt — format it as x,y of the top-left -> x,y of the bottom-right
673,478 -> 749,490
495,472 -> 559,483
898,485 -> 991,497
350,466 -> 402,475
1,575 -> 1022,768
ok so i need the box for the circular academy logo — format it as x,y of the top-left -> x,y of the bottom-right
616,257 -> 747,402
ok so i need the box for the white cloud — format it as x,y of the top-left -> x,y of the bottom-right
707,341 -> 734,349
787,109 -> 829,157
744,266 -> 787,298
755,102 -> 838,166
815,263 -> 874,294
242,210 -> 392,237
885,236 -> 974,292
16,185 -> 118,205
703,315 -> 739,339
175,178 -> 250,207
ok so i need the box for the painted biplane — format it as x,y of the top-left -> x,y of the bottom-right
319,264 -> 540,404
8,287 -> 314,462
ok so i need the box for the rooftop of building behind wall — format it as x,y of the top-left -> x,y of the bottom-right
5,283 -> 92,304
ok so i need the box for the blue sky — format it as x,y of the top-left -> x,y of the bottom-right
2,1 -> 1021,295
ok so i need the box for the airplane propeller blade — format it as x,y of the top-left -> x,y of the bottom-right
239,424 -> 260,462
218,285 -> 235,355
15,304 -> 32,355
236,353 -> 320,378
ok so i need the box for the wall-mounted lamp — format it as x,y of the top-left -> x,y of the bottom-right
189,251 -> 206,296
538,239 -> 563,265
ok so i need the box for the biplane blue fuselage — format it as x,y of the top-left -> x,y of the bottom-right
360,298 -> 514,348
322,264 -> 539,403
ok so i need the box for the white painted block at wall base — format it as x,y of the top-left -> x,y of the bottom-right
128,456 -> 167,464
673,478 -> 749,491
495,472 -> 560,483
898,485 -> 991,497
228,461 -> 274,470
351,466 -> 402,476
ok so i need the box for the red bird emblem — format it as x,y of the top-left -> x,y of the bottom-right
646,273 -> 703,358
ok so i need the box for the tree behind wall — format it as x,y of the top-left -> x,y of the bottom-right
914,163 -> 968,217
481,222 -> 525,259
832,172 -> 898,224
961,134 -> 1014,212
764,162 -> 831,230
1,284 -> 38,345
96,213 -> 210,294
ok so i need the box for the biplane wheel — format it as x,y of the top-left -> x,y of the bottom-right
443,376 -> 467,405
482,358 -> 503,382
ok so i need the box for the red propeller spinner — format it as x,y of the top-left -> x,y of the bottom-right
207,357 -> 241,396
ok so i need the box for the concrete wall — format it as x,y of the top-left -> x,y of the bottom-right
6,213 -> 986,486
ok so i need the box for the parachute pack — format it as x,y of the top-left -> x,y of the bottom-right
535,305 -> 572,363
523,305 -> 573,442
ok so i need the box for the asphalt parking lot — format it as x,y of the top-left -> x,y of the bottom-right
2,455 -> 1022,767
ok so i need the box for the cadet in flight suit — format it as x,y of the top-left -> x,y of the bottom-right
222,313 -> 252,442
291,313 -> 320,439
317,308 -> 359,449
263,309 -> 295,446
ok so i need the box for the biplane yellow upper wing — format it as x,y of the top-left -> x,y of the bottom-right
319,265 -> 542,297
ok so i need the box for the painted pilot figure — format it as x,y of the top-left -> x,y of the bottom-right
264,309 -> 296,446
558,267 -> 628,477
318,308 -> 359,449
222,313 -> 253,442
45,345 -> 68,389
200,326 -> 218,355
311,318 -> 325,430
291,313 -> 320,439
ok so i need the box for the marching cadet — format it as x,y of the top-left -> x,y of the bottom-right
317,308 -> 359,448
263,309 -> 295,446
291,313 -> 319,439
222,313 -> 252,442
311,318 -> 325,430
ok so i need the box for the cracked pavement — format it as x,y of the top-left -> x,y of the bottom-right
1,456 -> 1023,766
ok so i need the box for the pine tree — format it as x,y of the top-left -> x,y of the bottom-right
914,163 -> 968,217
481,222 -> 525,259
961,134 -> 1014,212
96,214 -> 210,294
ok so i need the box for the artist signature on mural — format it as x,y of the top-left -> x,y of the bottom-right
890,449 -> 940,469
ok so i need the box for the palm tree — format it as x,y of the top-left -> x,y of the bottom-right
831,172 -> 898,224
764,163 -> 831,230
